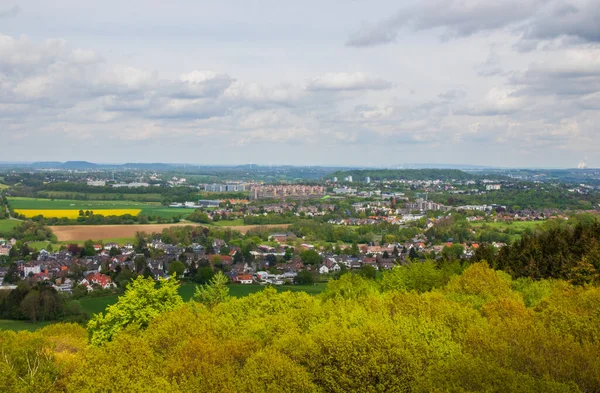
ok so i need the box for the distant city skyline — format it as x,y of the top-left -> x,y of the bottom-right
1,0 -> 599,167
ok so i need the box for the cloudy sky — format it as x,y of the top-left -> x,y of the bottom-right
1,0 -> 599,167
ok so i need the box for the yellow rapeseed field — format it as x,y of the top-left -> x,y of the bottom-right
14,209 -> 142,219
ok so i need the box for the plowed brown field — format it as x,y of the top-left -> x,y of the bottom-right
49,223 -> 290,241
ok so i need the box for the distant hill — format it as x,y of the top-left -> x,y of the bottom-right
327,169 -> 476,181
61,161 -> 100,169
121,163 -> 176,170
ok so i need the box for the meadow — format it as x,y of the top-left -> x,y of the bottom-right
7,197 -> 192,219
0,219 -> 20,234
39,191 -> 163,202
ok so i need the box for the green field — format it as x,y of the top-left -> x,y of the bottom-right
471,220 -> 546,241
0,183 -> 9,190
0,219 -> 20,234
0,319 -> 54,331
39,191 -> 163,202
212,218 -> 245,227
7,197 -> 193,219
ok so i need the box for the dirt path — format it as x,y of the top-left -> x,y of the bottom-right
49,223 -> 290,241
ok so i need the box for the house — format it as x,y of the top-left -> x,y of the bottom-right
85,273 -> 116,289
319,265 -> 330,274
23,263 -> 42,277
237,274 -> 253,284
104,242 -> 119,251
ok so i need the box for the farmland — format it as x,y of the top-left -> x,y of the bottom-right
15,209 -> 142,219
49,223 -> 291,241
7,197 -> 192,219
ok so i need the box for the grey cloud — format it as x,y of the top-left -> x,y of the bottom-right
438,89 -> 466,101
522,1 -> 600,43
510,52 -> 600,96
0,5 -> 19,18
347,0 -> 600,48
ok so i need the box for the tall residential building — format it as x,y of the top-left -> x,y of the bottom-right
365,176 -> 371,184
204,183 -> 247,192
249,185 -> 325,200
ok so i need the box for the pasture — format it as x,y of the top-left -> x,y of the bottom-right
0,219 -> 20,234
39,191 -> 163,202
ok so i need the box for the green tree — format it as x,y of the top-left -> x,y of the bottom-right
359,265 -> 377,280
3,263 -> 20,284
87,275 -> 183,345
134,255 -> 147,274
295,270 -> 314,285
300,249 -> 322,266
193,271 -> 230,307
168,261 -> 186,278
195,266 -> 215,284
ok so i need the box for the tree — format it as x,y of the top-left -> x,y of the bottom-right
109,247 -> 120,257
83,240 -> 96,256
284,247 -> 294,261
359,265 -> 377,280
300,249 -> 322,266
87,275 -> 183,345
3,263 -> 20,284
193,271 -> 230,307
195,266 -> 215,284
295,270 -> 314,285
134,255 -> 147,274
168,261 -> 186,278
265,254 -> 277,266
20,290 -> 40,322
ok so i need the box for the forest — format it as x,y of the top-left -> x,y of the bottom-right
1,263 -> 598,392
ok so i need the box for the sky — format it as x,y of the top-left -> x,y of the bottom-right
0,0 -> 599,168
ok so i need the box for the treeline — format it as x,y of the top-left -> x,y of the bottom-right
23,212 -> 184,226
0,282 -> 86,323
243,213 -> 299,225
432,186 -> 599,210
328,169 -> 476,181
489,218 -> 600,282
8,221 -> 55,242
2,263 -> 599,392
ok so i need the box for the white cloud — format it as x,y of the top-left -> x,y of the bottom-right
306,72 -> 392,91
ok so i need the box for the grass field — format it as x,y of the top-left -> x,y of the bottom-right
0,219 -> 20,234
0,183 -> 9,190
471,220 -> 545,231
212,218 -> 245,226
0,319 -> 54,331
471,220 -> 546,241
7,197 -> 192,219
40,191 -> 163,202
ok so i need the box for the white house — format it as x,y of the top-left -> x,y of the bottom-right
319,265 -> 330,274
24,264 -> 41,277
